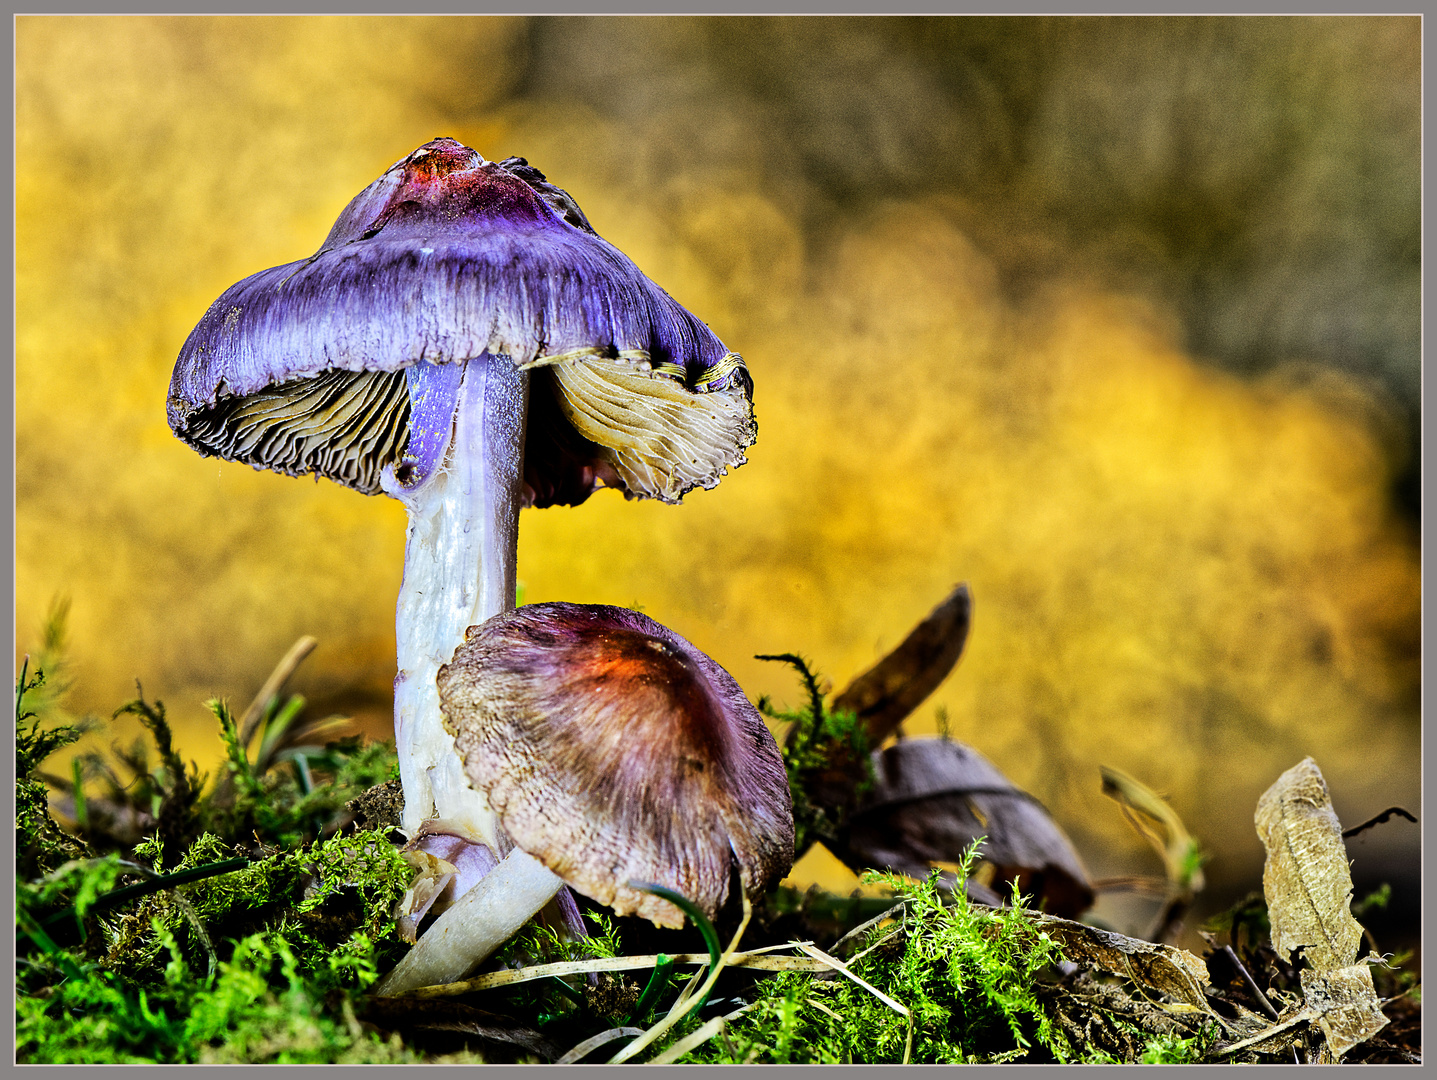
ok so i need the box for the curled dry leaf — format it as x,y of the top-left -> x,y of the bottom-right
1005,907 -> 1215,1011
843,738 -> 1094,918
1099,765 -> 1204,942
796,583 -> 972,812
797,582 -> 1091,917
1255,758 -> 1362,971
830,582 -> 972,743
1254,757 -> 1389,1059
1099,766 -> 1204,896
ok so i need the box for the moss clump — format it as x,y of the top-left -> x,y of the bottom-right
16,660 -> 90,878
17,820 -> 423,1063
675,847 -> 1074,1064
14,637 -> 427,1064
755,653 -> 873,856
16,923 -> 469,1064
204,696 -> 400,851
1138,1031 -> 1211,1064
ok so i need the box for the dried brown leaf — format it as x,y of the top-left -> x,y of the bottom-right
843,738 -> 1093,917
831,582 -> 971,743
1254,757 -> 1363,973
1254,757 -> 1389,1059
1010,908 -> 1215,1011
1300,965 -> 1390,1059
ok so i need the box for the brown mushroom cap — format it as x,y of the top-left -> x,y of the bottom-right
436,602 -> 794,928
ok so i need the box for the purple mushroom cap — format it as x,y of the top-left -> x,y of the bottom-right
435,602 -> 796,928
167,137 -> 755,506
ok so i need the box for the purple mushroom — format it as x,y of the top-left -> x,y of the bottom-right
375,602 -> 794,996
167,139 -> 756,866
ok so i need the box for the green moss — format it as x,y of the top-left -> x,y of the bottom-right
205,697 -> 400,849
16,660 -> 90,878
755,653 -> 873,855
17,820 -> 422,1064
1139,1031 -> 1211,1064
675,846 -> 1079,1064
17,923 -> 461,1064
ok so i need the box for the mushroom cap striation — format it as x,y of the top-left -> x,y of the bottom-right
436,602 -> 795,928
167,137 -> 755,505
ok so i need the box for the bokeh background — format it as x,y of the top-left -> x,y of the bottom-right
16,16 -> 1421,946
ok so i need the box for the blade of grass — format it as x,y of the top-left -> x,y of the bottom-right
401,948 -> 827,998
831,899 -> 907,955
15,907 -> 85,982
556,1026 -> 646,1065
648,1001 -> 756,1065
31,856 -> 249,943
256,693 -> 307,769
628,881 -> 722,969
608,895 -> 753,1064
626,953 -> 675,1025
795,941 -> 914,1064
626,881 -> 722,1017
237,636 -> 317,751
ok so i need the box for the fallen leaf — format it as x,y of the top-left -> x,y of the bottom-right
1255,757 -> 1362,973
830,582 -> 972,744
790,583 -> 974,815
1254,757 -> 1389,1059
1300,965 -> 1390,1060
842,738 -> 1093,918
1005,907 -> 1216,1011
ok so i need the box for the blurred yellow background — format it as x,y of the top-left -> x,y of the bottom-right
16,16 -> 1420,935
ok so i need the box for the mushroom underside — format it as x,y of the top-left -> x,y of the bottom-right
174,357 -> 755,504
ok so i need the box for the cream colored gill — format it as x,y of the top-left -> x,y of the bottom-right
544,355 -> 756,503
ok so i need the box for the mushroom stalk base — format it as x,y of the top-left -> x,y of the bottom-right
387,354 -> 529,843
374,847 -> 562,997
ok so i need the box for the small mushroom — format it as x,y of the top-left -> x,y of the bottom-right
167,139 -> 756,850
374,602 -> 794,997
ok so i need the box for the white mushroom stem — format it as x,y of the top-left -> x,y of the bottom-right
383,354 -> 529,845
374,847 -> 562,997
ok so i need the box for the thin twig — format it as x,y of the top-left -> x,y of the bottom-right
1215,1010 -> 1317,1058
1342,806 -> 1417,839
1222,944 -> 1279,1021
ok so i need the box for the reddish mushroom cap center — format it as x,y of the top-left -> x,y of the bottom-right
367,138 -> 553,235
